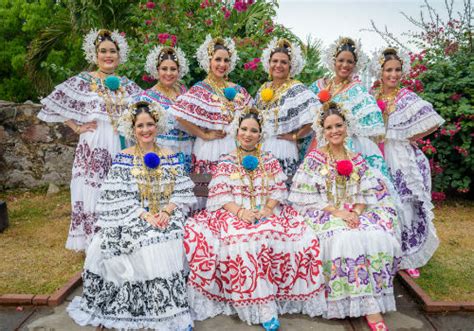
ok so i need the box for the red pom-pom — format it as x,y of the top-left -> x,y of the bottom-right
336,160 -> 353,176
377,99 -> 387,112
318,89 -> 331,103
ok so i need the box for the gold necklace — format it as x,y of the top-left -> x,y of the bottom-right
131,144 -> 176,214
204,75 -> 237,125
155,82 -> 179,101
90,73 -> 125,132
236,147 -> 268,210
261,79 -> 296,130
377,87 -> 400,125
326,145 -> 351,209
326,77 -> 350,99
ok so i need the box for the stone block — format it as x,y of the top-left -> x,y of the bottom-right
22,124 -> 52,143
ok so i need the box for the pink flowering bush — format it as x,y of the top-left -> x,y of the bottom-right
371,1 -> 473,196
123,0 -> 324,95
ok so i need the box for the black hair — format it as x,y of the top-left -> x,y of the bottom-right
132,102 -> 156,126
158,48 -> 179,67
381,48 -> 402,67
214,43 -> 230,54
335,38 -> 357,62
95,30 -> 120,51
238,108 -> 262,132
320,102 -> 346,127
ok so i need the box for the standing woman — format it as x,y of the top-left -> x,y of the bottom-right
67,101 -> 197,330
141,45 -> 194,173
255,38 -> 318,176
38,29 -> 142,251
290,102 -> 402,331
185,108 -> 326,329
371,48 -> 444,278
308,37 -> 386,175
171,34 -> 253,175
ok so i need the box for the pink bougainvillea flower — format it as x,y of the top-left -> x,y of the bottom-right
142,74 -> 156,83
146,1 -> 155,9
170,35 -> 177,47
205,19 -> 213,26
145,20 -> 152,26
451,93 -> 462,102
431,191 -> 446,202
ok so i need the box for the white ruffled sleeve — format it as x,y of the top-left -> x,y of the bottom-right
264,154 -> 289,203
386,89 -> 445,141
206,157 -> 236,212
167,154 -> 197,212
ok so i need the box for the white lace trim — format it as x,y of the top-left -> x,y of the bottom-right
68,296 -> 193,330
325,293 -> 396,319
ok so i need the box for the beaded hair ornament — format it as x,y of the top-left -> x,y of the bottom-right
261,38 -> 306,77
195,34 -> 238,74
117,100 -> 169,142
369,47 -> 411,79
82,29 -> 129,64
311,101 -> 357,147
145,45 -> 189,80
322,36 -> 367,74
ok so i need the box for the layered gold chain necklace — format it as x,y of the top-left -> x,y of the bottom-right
235,147 -> 268,210
261,79 -> 297,130
326,77 -> 350,99
131,144 -> 176,214
155,82 -> 179,101
376,87 -> 400,125
90,72 -> 125,132
204,75 -> 236,124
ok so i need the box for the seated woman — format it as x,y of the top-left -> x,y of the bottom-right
185,108 -> 326,330
67,101 -> 197,330
289,102 -> 402,331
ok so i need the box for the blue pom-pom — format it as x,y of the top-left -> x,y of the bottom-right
104,75 -> 121,91
144,152 -> 161,169
242,155 -> 259,171
223,87 -> 237,101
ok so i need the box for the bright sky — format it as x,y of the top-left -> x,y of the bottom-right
276,0 -> 466,52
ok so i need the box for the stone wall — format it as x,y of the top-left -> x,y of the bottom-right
0,100 -> 77,190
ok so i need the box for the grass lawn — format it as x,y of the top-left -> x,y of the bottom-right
0,188 -> 472,302
415,199 -> 474,301
0,187 -> 84,295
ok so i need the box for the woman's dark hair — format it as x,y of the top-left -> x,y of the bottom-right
158,48 -> 179,67
95,30 -> 119,51
320,101 -> 346,127
213,43 -> 230,54
270,39 -> 291,60
335,38 -> 357,62
238,107 -> 262,132
381,47 -> 402,67
132,102 -> 156,126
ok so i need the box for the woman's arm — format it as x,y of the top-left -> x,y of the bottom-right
176,118 -> 226,140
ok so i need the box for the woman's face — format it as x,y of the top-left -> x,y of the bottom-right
334,50 -> 355,80
134,112 -> 157,145
210,49 -> 230,78
269,52 -> 290,81
158,59 -> 179,87
382,59 -> 403,89
237,117 -> 261,151
323,114 -> 347,146
96,40 -> 119,73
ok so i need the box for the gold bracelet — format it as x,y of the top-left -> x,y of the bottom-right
74,125 -> 81,134
161,209 -> 171,217
353,209 -> 362,216
292,133 -> 297,141
142,212 -> 153,221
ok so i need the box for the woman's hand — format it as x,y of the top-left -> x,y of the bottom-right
155,211 -> 170,229
77,121 -> 97,134
256,206 -> 273,219
239,208 -> 259,224
203,129 -> 226,141
277,132 -> 296,141
331,209 -> 360,228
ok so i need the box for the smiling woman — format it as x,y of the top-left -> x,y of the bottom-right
37,29 -> 142,252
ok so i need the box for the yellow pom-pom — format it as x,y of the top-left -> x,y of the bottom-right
260,88 -> 274,102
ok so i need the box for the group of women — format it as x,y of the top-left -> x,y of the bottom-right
38,29 -> 444,331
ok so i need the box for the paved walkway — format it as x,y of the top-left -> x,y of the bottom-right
1,280 -> 473,331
